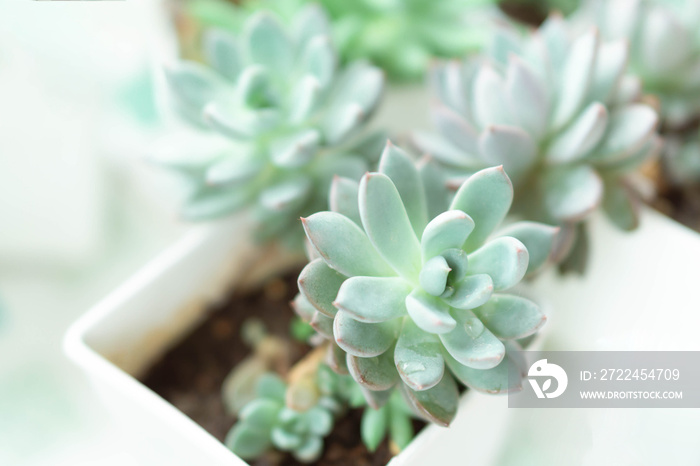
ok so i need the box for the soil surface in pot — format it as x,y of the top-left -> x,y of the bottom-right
142,269 -> 423,465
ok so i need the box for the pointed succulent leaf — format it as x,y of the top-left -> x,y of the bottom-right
236,65 -> 273,107
298,258 -> 346,317
289,76 -> 322,123
421,210 -> 474,261
334,276 -> 411,323
310,311 -> 334,339
419,256 -> 451,297
182,188 -> 250,220
601,178 -> 639,231
591,104 -> 658,163
473,294 -> 546,340
467,237 -> 528,291
439,248 -> 469,283
359,173 -> 422,280
479,125 -> 536,180
444,345 -> 524,394
444,274 -> 494,310
225,425 -> 272,459
347,349 -> 400,391
388,405 -> 414,450
542,165 -> 603,222
497,222 -> 558,275
243,13 -> 292,74
164,62 -> 227,121
331,63 -> 383,113
300,35 -> 336,89
587,40 -> 628,103
401,371 -> 458,427
378,143 -> 429,234
431,105 -> 479,155
259,176 -> 312,212
204,102 -> 280,139
552,29 -> 598,129
292,294 -> 316,322
473,64 -> 510,128
292,4 -> 331,47
394,318 -> 445,391
205,154 -> 265,186
302,212 -> 393,277
411,131 -> 479,168
204,30 -> 242,82
326,342 -> 349,375
439,309 -> 505,370
546,103 -> 608,164
405,289 -> 456,334
361,406 -> 388,452
329,176 -> 361,224
333,311 -> 399,357
506,55 -> 548,138
269,130 -> 320,168
451,166 -> 513,253
322,102 -> 364,144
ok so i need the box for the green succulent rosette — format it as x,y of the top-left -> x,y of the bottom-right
155,6 -> 384,247
416,15 -> 662,266
578,0 -> 700,128
294,142 -> 557,426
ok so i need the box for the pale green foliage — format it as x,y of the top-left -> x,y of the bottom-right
579,0 -> 700,127
156,6 -> 384,247
225,373 -> 335,463
417,15 -> 662,258
295,142 -> 557,426
663,131 -> 700,186
361,391 -> 415,452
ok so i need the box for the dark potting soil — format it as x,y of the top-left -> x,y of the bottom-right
142,269 -> 413,466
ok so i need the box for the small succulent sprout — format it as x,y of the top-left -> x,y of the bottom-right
296,142 -> 556,426
226,373 -> 335,463
418,15 -> 662,263
580,0 -> 700,128
361,390 -> 416,454
155,5 -> 384,247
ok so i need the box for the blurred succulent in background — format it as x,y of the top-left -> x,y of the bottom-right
361,390 -> 416,453
578,0 -> 700,128
663,131 -> 700,187
154,6 -> 384,247
179,0 -> 500,82
295,142 -> 556,425
417,16 -> 662,268
225,373 -> 335,462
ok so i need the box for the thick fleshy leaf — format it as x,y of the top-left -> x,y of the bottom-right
225,425 -> 272,459
552,29 -> 598,129
603,134 -> 661,174
542,165 -> 603,222
347,349 -> 399,391
467,237 -> 528,290
394,319 -> 445,391
292,294 -> 316,322
243,13 -> 292,73
497,222 -> 558,275
258,176 -> 311,212
322,103 -> 364,144
439,248 -> 469,283
479,125 -> 536,181
401,371 -> 458,427
405,290 -> 456,334
164,62 -> 227,122
444,345 -> 524,394
310,311 -> 334,339
359,173 -> 422,280
183,188 -> 250,220
360,386 -> 393,410
444,274 -> 493,310
546,103 -> 608,164
292,5 -> 331,47
334,276 -> 411,323
473,64 -> 510,128
591,105 -> 658,163
587,40 -> 628,103
204,30 -> 242,81
439,309 -> 505,370
239,398 -> 281,430
473,294 -> 545,340
326,342 -> 349,375
298,259 -> 346,317
361,406 -> 388,452
334,311 -> 400,357
271,426 -> 302,450
451,166 -> 513,252
236,65 -> 272,107
419,256 -> 451,297
300,35 -> 336,89
378,143 -> 428,235
204,102 -> 279,139
417,158 -> 451,220
269,130 -> 320,168
421,210 -> 475,260
431,105 -> 479,155
329,177 -> 360,224
293,436 -> 323,463
506,55 -> 548,138
331,63 -> 383,113
411,131 -> 479,169
302,212 -> 393,277
205,153 -> 265,186
388,405 -> 414,449
289,76 -> 322,123
601,178 -> 639,231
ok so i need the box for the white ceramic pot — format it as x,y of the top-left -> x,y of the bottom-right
65,205 -> 700,465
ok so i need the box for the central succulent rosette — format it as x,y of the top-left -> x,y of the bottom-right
294,143 -> 557,425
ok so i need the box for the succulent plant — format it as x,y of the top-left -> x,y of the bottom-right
294,142 -> 556,426
416,15 -> 662,265
181,0 -> 499,82
225,373 -> 336,462
663,131 -> 700,186
154,6 -> 384,247
577,0 -> 700,128
361,390 -> 416,453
